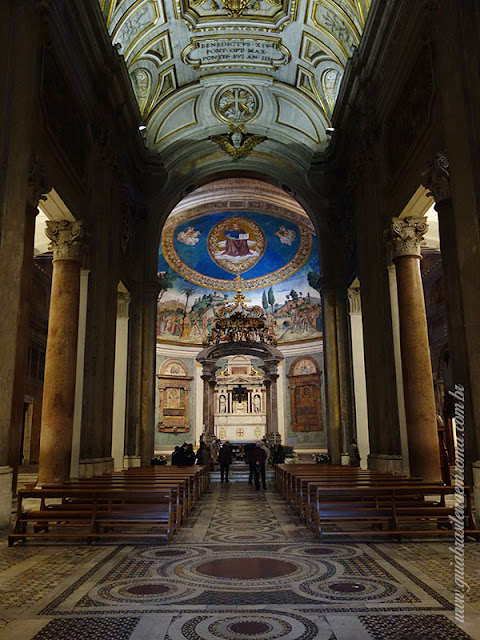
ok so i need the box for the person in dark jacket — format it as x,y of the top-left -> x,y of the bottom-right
273,443 -> 286,464
196,441 -> 211,466
185,443 -> 196,466
251,441 -> 267,490
218,441 -> 233,482
171,446 -> 182,465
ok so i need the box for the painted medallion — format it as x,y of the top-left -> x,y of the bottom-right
208,216 -> 266,274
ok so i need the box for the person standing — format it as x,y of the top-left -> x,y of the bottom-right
218,441 -> 233,482
348,438 -> 361,467
252,441 -> 267,490
196,440 -> 211,466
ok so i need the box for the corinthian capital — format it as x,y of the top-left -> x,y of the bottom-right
117,292 -> 131,318
347,288 -> 361,314
421,151 -> 450,203
389,217 -> 428,259
45,220 -> 84,262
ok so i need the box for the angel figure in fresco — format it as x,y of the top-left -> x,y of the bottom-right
275,225 -> 296,246
177,226 -> 200,246
209,125 -> 266,161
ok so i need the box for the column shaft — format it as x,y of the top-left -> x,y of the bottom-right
394,253 -> 441,481
37,260 -> 81,484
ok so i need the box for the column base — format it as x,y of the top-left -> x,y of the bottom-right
78,457 -> 114,478
472,461 -> 480,527
341,454 -> 350,466
0,466 -> 13,527
123,455 -> 142,469
368,454 -> 403,474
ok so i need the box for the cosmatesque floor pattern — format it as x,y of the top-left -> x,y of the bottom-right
0,481 -> 479,639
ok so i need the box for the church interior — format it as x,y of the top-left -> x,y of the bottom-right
1,0 -> 480,638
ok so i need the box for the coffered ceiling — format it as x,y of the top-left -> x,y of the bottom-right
99,0 -> 370,172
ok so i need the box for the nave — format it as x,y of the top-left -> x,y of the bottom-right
0,481 -> 479,640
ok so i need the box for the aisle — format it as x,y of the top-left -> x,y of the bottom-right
0,481 -> 478,639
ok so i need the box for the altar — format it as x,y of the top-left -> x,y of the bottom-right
214,355 -> 266,442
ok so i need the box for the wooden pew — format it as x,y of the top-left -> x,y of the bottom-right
9,465 -> 209,546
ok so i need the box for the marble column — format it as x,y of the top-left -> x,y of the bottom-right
320,281 -> 341,464
347,287 -> 369,469
112,292 -> 131,471
37,221 -> 84,485
389,217 -> 442,482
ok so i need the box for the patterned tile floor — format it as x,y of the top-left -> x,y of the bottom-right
0,482 -> 479,639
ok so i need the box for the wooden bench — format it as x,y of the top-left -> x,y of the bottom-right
9,466 -> 209,546
9,487 -> 178,546
313,485 -> 480,541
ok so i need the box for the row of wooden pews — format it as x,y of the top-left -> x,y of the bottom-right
275,464 -> 480,541
8,465 -> 209,547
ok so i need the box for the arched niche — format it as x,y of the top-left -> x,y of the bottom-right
157,359 -> 193,434
287,356 -> 323,432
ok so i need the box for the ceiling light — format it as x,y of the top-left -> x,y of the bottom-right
138,124 -> 147,132
326,128 -> 335,136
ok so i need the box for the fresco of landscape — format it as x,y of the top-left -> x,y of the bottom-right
157,211 -> 323,345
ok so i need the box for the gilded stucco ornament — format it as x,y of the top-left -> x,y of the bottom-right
27,156 -> 51,209
209,125 -> 266,160
189,0 -> 281,18
45,220 -> 84,262
422,151 -> 451,204
389,217 -> 429,259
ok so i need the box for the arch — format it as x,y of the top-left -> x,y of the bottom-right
197,341 -> 283,368
288,355 -> 320,377
159,358 -> 189,377
145,171 -> 329,281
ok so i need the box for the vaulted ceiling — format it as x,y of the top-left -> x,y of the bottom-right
99,0 -> 370,175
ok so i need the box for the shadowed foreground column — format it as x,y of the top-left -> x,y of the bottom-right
389,217 -> 441,482
37,221 -> 84,486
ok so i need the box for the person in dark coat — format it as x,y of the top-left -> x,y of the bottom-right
273,443 -> 286,464
348,439 -> 361,467
173,443 -> 189,466
171,446 -> 182,465
184,443 -> 196,466
251,441 -> 267,490
196,441 -> 211,466
218,441 -> 233,482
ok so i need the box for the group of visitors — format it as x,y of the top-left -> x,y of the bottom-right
170,437 -> 291,491
171,442 -> 196,466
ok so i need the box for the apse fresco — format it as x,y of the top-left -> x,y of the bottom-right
157,212 -> 322,344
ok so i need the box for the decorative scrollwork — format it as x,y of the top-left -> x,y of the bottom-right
204,279 -> 277,346
422,151 -> 451,204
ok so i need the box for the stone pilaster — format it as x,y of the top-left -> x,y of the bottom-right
37,221 -> 84,485
0,0 -> 48,520
319,281 -> 341,464
112,291 -> 131,471
347,287 -> 369,469
139,283 -> 159,466
388,217 -> 441,481
201,360 -> 217,438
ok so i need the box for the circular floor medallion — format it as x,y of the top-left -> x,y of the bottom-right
196,557 -> 297,579
125,584 -> 170,595
328,582 -> 366,593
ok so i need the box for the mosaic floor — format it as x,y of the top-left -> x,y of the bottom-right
0,481 -> 479,639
